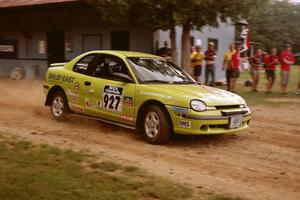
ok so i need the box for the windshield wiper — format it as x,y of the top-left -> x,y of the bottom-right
173,80 -> 196,84
141,80 -> 172,84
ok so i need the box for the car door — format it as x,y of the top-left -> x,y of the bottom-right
66,53 -> 98,113
83,54 -> 136,126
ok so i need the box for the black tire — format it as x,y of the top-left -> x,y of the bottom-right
141,105 -> 172,144
50,91 -> 69,121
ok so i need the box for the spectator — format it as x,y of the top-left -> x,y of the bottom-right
190,46 -> 195,54
157,41 -> 171,58
264,48 -> 279,94
223,43 -> 236,91
249,49 -> 264,92
190,45 -> 204,82
296,67 -> 300,95
295,54 -> 300,94
229,45 -> 241,93
280,44 -> 295,94
204,42 -> 217,86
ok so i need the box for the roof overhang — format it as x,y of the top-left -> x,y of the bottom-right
0,0 -> 78,9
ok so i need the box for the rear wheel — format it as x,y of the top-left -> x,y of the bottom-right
141,105 -> 172,144
51,91 -> 69,121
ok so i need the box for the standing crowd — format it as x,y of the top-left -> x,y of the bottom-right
190,42 -> 217,86
190,43 -> 299,94
157,41 -> 299,94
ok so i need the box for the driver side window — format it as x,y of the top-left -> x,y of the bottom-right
73,54 -> 96,75
90,54 -> 133,82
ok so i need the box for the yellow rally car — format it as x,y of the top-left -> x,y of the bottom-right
44,51 -> 251,144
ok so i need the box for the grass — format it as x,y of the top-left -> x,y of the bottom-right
0,134 -> 193,200
218,65 -> 300,106
0,133 -> 249,200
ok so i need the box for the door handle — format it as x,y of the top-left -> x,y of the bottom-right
84,81 -> 91,86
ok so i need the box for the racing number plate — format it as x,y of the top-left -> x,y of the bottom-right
229,115 -> 243,129
103,85 -> 123,112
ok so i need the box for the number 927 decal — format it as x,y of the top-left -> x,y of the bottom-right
103,85 -> 124,112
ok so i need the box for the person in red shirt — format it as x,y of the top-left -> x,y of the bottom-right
229,46 -> 241,93
249,49 -> 264,92
280,44 -> 295,94
264,48 -> 279,93
204,42 -> 217,86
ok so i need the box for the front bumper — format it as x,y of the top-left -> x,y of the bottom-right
166,105 -> 251,135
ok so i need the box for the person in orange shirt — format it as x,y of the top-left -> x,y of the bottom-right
223,43 -> 236,91
190,45 -> 204,82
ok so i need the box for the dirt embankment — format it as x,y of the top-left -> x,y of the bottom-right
0,79 -> 299,200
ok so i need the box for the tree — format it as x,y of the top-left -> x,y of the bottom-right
247,0 -> 300,51
127,0 -> 180,64
86,0 -> 130,24
86,0 -> 259,70
176,0 -> 259,70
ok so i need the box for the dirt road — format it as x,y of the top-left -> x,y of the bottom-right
0,79 -> 299,200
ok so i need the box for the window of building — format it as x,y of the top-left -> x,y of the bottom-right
190,37 -> 195,47
111,31 -> 129,51
0,39 -> 18,59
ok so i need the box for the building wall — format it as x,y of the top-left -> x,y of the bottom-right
0,8 -> 153,79
155,22 -> 235,80
0,5 -> 234,81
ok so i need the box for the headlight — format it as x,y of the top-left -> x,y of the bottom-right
240,98 -> 247,108
190,100 -> 207,112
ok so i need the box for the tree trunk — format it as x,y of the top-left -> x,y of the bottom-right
170,20 -> 178,65
181,22 -> 190,71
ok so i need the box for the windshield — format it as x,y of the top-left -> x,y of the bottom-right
127,57 -> 195,84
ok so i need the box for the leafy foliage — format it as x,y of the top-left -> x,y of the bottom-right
85,0 -> 259,68
248,0 -> 300,51
86,0 -> 258,31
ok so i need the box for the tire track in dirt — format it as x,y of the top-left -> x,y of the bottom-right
0,79 -> 299,200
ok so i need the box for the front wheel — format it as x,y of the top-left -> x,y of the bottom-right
141,105 -> 172,144
51,91 -> 69,121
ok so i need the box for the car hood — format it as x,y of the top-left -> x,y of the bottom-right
140,84 -> 245,107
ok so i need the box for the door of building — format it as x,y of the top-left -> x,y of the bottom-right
47,31 -> 65,65
82,34 -> 103,52
111,31 -> 129,51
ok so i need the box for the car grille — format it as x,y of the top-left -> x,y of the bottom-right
215,105 -> 241,110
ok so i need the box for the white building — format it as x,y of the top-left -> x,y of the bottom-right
155,22 -> 235,80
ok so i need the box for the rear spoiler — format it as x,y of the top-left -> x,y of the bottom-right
49,63 -> 67,67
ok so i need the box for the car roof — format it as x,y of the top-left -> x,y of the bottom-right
85,50 -> 161,59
